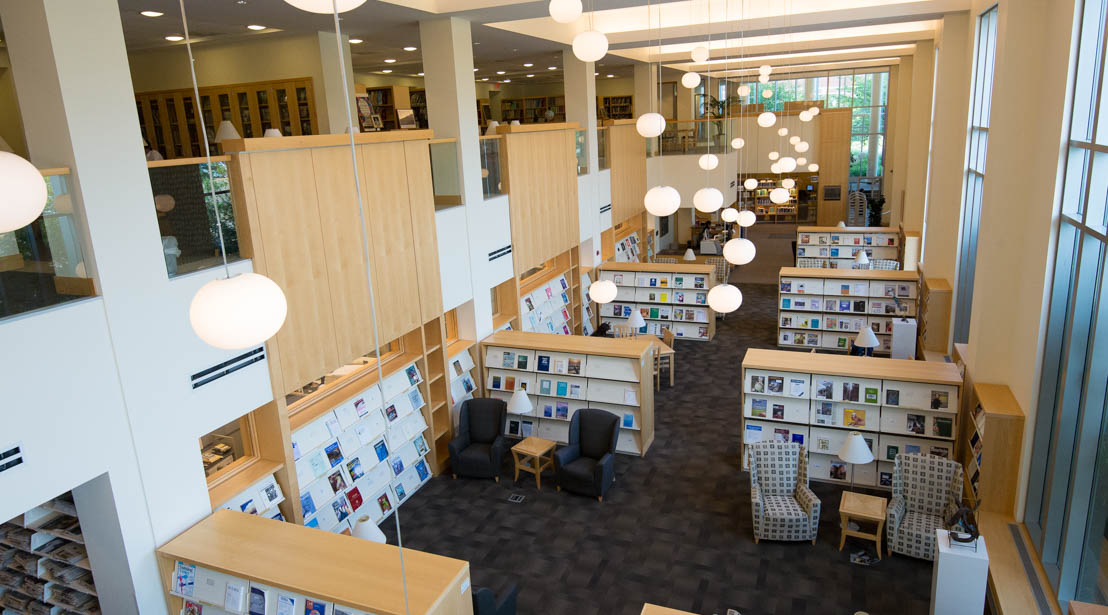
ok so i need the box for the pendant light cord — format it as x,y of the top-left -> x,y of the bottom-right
328,4 -> 413,615
178,0 -> 230,281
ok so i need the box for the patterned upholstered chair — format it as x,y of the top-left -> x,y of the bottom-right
747,442 -> 820,544
886,453 -> 964,560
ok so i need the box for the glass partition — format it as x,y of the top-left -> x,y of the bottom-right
479,136 -> 505,198
575,130 -> 588,175
597,127 -> 610,170
429,139 -> 463,207
658,119 -> 730,155
0,170 -> 93,321
148,157 -> 241,277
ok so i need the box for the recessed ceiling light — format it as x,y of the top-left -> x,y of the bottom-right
418,72 -> 424,76
503,79 -> 511,83
481,78 -> 489,81
496,70 -> 505,75
607,74 -> 614,78
381,69 -> 393,73
548,66 -> 557,70
247,24 -> 266,30
594,71 -> 599,75
474,41 -> 481,45
165,35 -> 184,41
474,68 -> 479,71
384,58 -> 396,63
140,10 -> 163,17
527,74 -> 534,78
403,46 -> 418,51
524,63 -> 533,67
349,38 -> 363,44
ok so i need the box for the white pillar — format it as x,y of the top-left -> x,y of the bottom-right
902,40 -> 935,232
564,49 -> 605,266
634,62 -> 658,115
317,31 -> 356,134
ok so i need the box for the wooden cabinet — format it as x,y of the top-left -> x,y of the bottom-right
136,78 -> 317,159
598,95 -> 634,120
962,383 -> 1025,516
363,86 -> 411,131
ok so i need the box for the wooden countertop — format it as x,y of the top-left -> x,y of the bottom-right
158,510 -> 469,615
600,262 -> 715,274
482,330 -> 653,359
641,605 -> 697,615
222,130 -> 435,153
742,348 -> 963,386
797,226 -> 899,233
780,267 -> 919,282
496,122 -> 579,134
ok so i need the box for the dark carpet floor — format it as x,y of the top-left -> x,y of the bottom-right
384,283 -> 933,615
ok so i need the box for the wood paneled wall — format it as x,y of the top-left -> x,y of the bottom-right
608,121 -> 647,226
816,108 -> 852,225
500,126 -> 580,276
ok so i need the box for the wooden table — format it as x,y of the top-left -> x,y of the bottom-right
839,491 -> 887,559
512,436 -> 556,489
640,334 -> 675,388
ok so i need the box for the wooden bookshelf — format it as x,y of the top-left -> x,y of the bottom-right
962,383 -> 1025,516
918,268 -> 953,354
516,248 -> 580,336
499,96 -> 566,124
476,98 -> 492,128
409,89 -> 429,129
738,174 -> 816,223
598,95 -> 634,120
364,85 -> 411,131
741,349 -> 963,489
596,262 -> 718,341
479,330 -> 656,456
795,226 -> 901,268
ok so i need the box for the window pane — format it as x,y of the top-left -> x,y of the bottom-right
979,9 -> 998,128
1064,146 -> 1092,218
1080,0 -> 1108,141
1088,151 -> 1108,231
852,107 -> 871,133
200,416 -> 254,479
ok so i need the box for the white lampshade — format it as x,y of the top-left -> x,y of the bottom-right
761,88 -> 773,99
808,163 -> 820,172
838,431 -> 875,464
770,162 -> 782,174
723,238 -> 756,265
698,153 -> 719,170
510,120 -> 521,126
508,389 -> 533,414
636,112 -> 666,138
644,185 -> 680,217
795,141 -> 810,153
0,135 -> 12,153
837,221 -> 847,228
737,209 -> 757,227
707,284 -> 743,313
758,74 -> 770,84
777,127 -> 788,136
768,151 -> 779,161
854,327 -> 880,349
263,128 -> 283,138
351,515 -> 387,543
743,178 -> 759,190
628,309 -> 646,329
691,45 -> 710,63
737,84 -> 751,97
781,178 -> 796,189
548,0 -> 583,23
572,30 -> 609,62
731,137 -> 745,149
693,187 -> 723,213
189,273 -> 288,350
283,0 -> 366,12
778,156 -> 797,172
855,249 -> 871,266
769,187 -> 790,204
789,136 -> 800,145
0,152 -> 48,233
720,207 -> 739,222
683,248 -> 696,261
681,72 -> 702,89
485,120 -> 500,135
756,112 -> 777,127
214,120 -> 241,143
809,105 -> 821,115
797,157 -> 807,166
758,64 -> 772,75
799,110 -> 813,122
590,279 -> 618,304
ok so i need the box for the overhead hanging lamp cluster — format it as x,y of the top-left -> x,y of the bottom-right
551,0 -> 609,63
0,151 -> 48,233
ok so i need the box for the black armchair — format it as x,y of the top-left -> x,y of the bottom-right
472,584 -> 518,615
448,398 -> 507,481
553,408 -> 619,501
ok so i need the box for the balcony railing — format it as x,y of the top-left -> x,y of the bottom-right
575,130 -> 588,175
429,138 -> 463,208
479,135 -> 506,199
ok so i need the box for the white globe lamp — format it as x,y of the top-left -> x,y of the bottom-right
808,163 -> 820,172
758,64 -> 772,75
283,0 -> 366,12
636,112 -> 666,138
720,207 -> 739,223
782,178 -> 796,189
789,136 -> 800,144
795,141 -> 810,153
737,209 -> 757,227
767,151 -> 779,161
0,152 -> 48,233
797,157 -> 807,166
769,187 -> 791,204
799,110 -> 813,122
693,187 -> 723,213
190,273 -> 288,350
809,106 -> 821,116
691,45 -> 710,63
698,153 -> 719,170
770,162 -> 782,174
761,88 -> 773,99
758,74 -> 769,84
731,137 -> 745,149
548,0 -> 583,23
737,84 -> 751,97
572,30 -> 608,62
778,156 -> 798,172
743,178 -> 759,190
707,284 -> 743,313
756,112 -> 776,127
723,238 -> 756,265
643,185 -> 680,217
590,279 -> 618,304
778,127 -> 788,136
681,72 -> 701,89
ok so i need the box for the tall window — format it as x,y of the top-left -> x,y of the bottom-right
952,6 -> 998,343
1027,0 -> 1108,604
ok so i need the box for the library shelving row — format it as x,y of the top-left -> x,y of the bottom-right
795,225 -> 901,268
960,382 -> 1025,517
737,173 -> 819,223
596,262 -> 718,341
500,96 -> 566,124
598,95 -> 634,120
740,349 -> 963,489
516,248 -> 583,336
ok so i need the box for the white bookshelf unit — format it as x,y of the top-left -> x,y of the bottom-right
795,226 -> 901,268
740,349 -> 963,489
479,330 -> 656,456
777,267 -> 920,354
596,262 -> 718,341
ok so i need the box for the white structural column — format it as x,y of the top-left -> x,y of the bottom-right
564,48 -> 607,266
900,40 -> 936,231
317,31 -> 357,134
634,62 -> 659,115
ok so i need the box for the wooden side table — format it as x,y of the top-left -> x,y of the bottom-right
511,436 -> 556,489
839,491 -> 887,559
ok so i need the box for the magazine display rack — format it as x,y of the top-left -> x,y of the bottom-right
479,330 -> 656,456
740,349 -> 962,489
962,383 -> 1025,516
596,262 -> 718,341
777,267 -> 920,354
795,226 -> 901,268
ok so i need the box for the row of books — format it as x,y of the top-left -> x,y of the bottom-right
743,369 -> 958,410
172,560 -> 375,615
600,271 -> 710,290
614,232 -> 641,262
798,231 -> 899,247
780,278 -> 918,298
519,274 -> 573,336
744,397 -> 956,439
796,245 -> 899,259
603,302 -> 711,323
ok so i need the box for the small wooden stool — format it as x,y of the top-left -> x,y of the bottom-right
838,491 -> 887,559
511,436 -> 556,489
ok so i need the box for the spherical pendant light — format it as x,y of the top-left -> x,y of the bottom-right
782,178 -> 796,189
190,273 -> 288,350
789,135 -> 800,144
283,0 -> 367,12
795,141 -> 810,153
693,187 -> 723,213
770,162 -> 782,174
743,178 -> 759,190
758,64 -> 772,75
769,187 -> 790,204
737,209 -> 757,227
590,279 -> 618,304
691,45 -> 710,63
797,157 -> 807,166
809,106 -> 820,116
720,207 -> 739,222
636,112 -> 666,138
0,152 -> 48,233
756,112 -> 776,127
808,163 -> 820,172
681,72 -> 702,89
799,110 -> 813,122
778,156 -> 798,172
758,74 -> 769,84
777,127 -> 788,136
572,30 -> 608,62
737,84 -> 751,97
723,237 -> 756,266
548,0 -> 583,23
768,151 -> 779,161
707,283 -> 743,313
698,153 -> 719,170
643,185 -> 680,216
731,137 -> 745,149
761,88 -> 773,99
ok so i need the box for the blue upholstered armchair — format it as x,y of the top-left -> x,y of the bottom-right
554,408 -> 619,501
448,398 -> 507,481
472,584 -> 518,615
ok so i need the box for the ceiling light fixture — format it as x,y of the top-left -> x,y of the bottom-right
496,70 -> 505,75
247,24 -> 266,30
381,69 -> 393,73
643,186 -> 681,217
384,58 -> 396,63
548,66 -> 557,70
140,10 -> 164,17
707,284 -> 743,313
503,79 -> 511,82
474,68 -> 479,71
691,45 -> 709,63
403,46 -> 418,51
481,77 -> 489,81
549,0 -> 583,23
165,35 -> 184,41
681,72 -> 701,88
573,30 -> 608,62
283,0 -> 367,13
418,72 -> 424,76
527,74 -> 535,77
524,63 -> 533,67
606,74 -> 614,78
0,152 -> 48,233
350,38 -> 363,44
